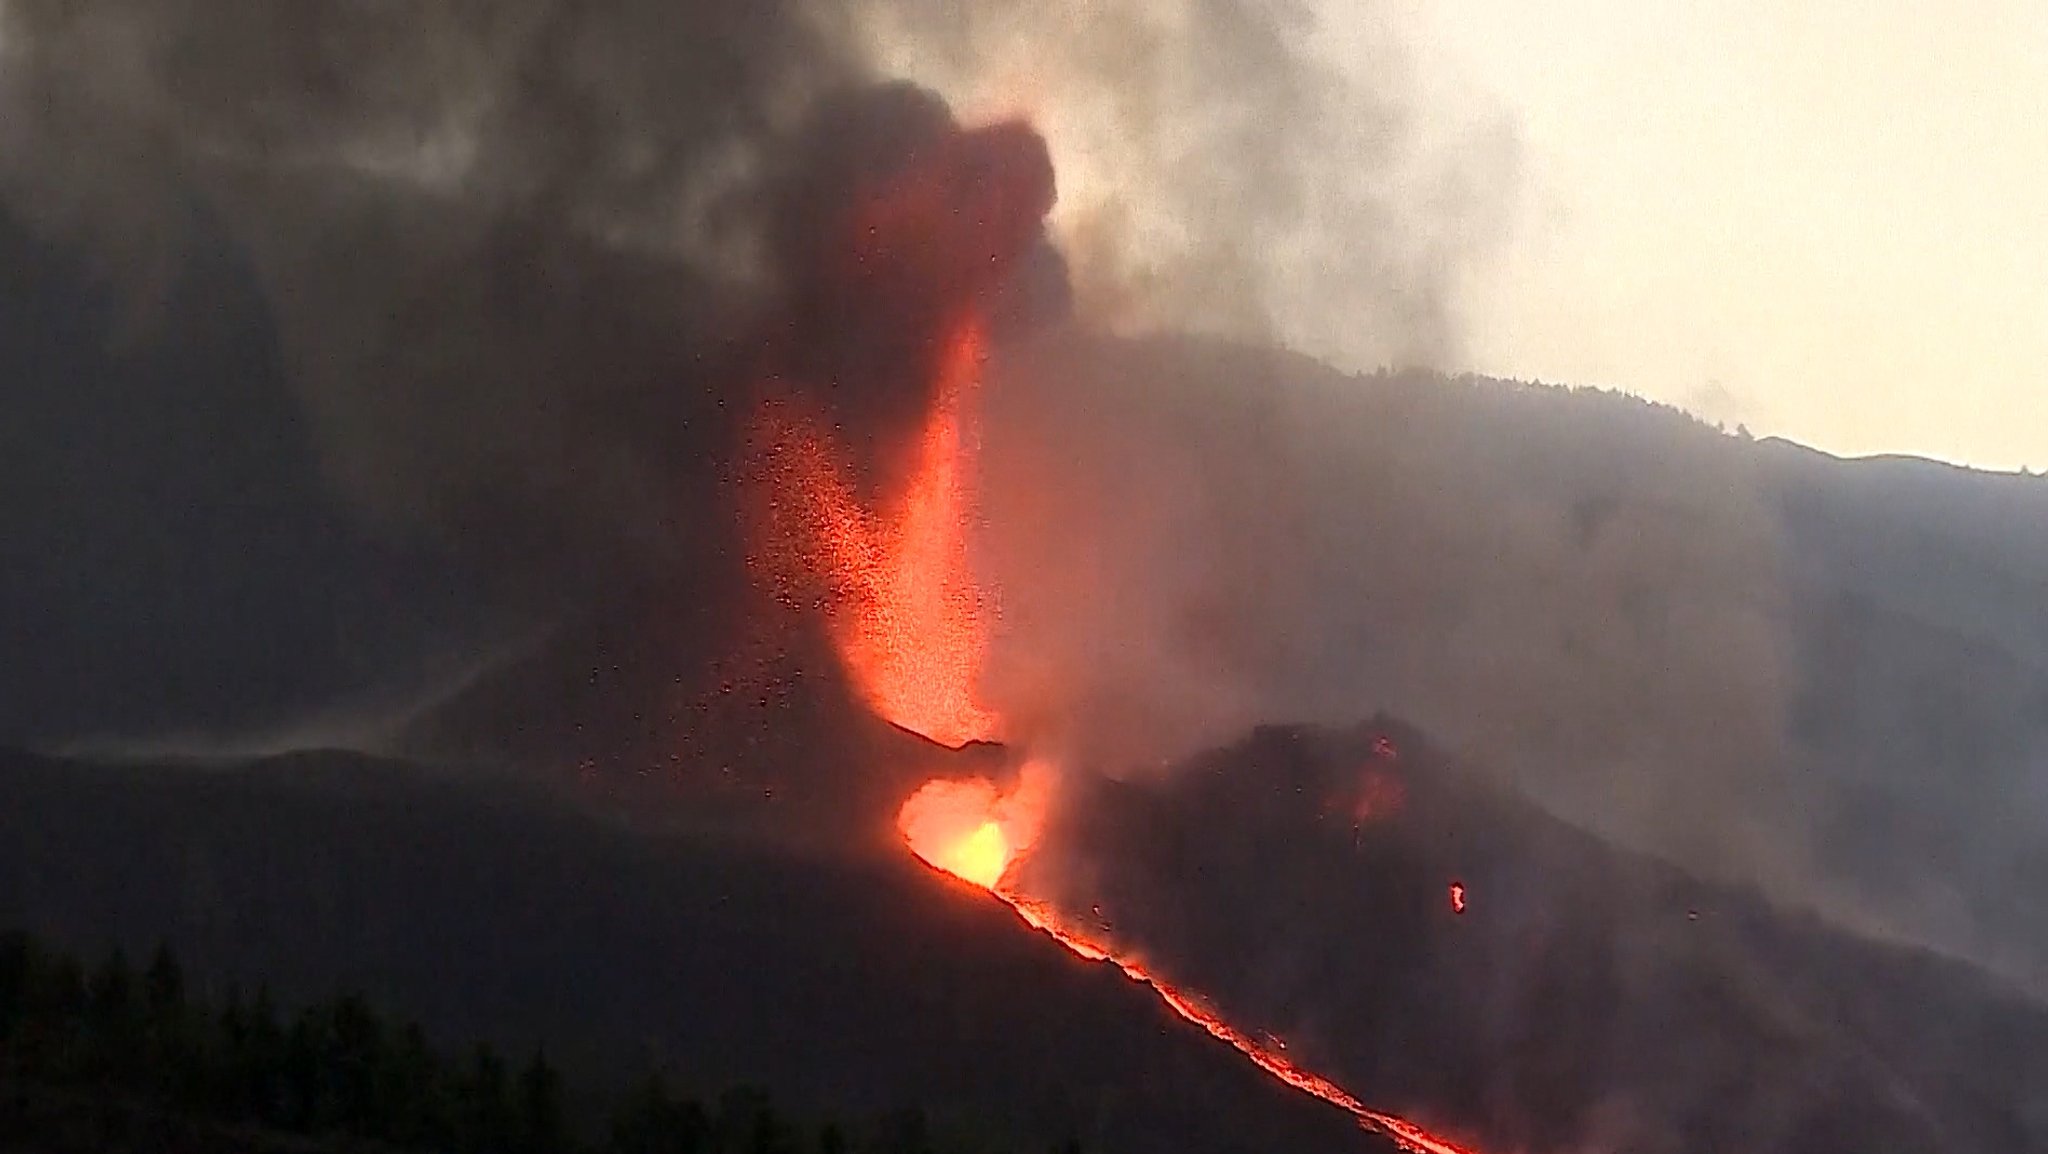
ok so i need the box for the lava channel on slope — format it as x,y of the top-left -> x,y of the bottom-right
897,768 -> 1483,1154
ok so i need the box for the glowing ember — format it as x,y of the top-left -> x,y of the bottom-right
1450,882 -> 1468,915
896,777 -> 1484,1154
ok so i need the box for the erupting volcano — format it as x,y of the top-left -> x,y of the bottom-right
755,238 -> 1482,1151
736,101 -> 1486,1152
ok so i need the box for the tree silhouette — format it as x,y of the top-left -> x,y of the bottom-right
458,1042 -> 517,1154
608,1073 -> 709,1154
0,930 -> 31,1042
0,928 -> 1085,1154
85,947 -> 142,1082
518,1048 -> 569,1154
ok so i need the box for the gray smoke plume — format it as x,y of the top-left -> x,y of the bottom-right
0,0 -> 1019,583
0,0 -> 1509,749
863,0 -> 1518,370
0,0 -> 1500,587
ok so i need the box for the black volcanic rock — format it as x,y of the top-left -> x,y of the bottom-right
0,747 -> 1388,1154
1026,721 -> 2048,1154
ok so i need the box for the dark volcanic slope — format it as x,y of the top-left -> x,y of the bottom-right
1028,722 -> 2048,1154
0,747 -> 1382,1154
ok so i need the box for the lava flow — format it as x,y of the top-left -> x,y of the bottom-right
901,779 -> 1483,1154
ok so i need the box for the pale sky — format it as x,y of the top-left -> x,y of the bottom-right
1328,0 -> 2048,472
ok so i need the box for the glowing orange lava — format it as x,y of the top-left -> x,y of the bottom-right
898,763 -> 1051,889
753,317 -> 999,748
1450,882 -> 1468,915
897,779 -> 1484,1154
829,322 -> 998,747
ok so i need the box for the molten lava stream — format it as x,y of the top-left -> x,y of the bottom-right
899,782 -> 1484,1154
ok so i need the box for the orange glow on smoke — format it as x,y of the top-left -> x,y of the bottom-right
1355,767 -> 1408,824
752,318 -> 998,748
896,777 -> 1484,1154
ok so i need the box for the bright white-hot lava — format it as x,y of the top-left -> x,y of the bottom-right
897,761 -> 1052,889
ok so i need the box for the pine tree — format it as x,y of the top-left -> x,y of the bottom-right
0,930 -> 33,1044
37,954 -> 88,1080
282,1010 -> 324,1133
517,1048 -> 569,1154
326,992 -> 389,1137
246,984 -> 287,1127
143,942 -> 185,1018
458,1043 -> 516,1154
384,1021 -> 447,1148
84,947 -> 142,1084
876,1107 -> 933,1154
215,984 -> 255,1120
142,941 -> 192,1100
714,1086 -> 775,1153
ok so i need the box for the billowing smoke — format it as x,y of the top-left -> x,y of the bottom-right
0,0 -> 1053,587
0,0 -> 1504,752
865,0 -> 1518,370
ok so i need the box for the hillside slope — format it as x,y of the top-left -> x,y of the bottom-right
0,747 -> 1381,1154
1026,721 -> 2048,1154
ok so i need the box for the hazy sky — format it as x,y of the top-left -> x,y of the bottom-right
1328,0 -> 2047,472
6,5 -> 2038,471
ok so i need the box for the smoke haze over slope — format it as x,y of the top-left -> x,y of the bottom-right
974,332 -> 1800,880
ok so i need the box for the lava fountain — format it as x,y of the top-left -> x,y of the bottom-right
749,317 -> 998,749
830,321 -> 999,748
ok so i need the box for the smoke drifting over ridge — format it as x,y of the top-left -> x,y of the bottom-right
0,0 -> 1042,589
972,335 -> 1802,883
0,0 -> 1498,581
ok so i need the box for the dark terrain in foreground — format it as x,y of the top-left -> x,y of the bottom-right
0,928 -> 1048,1154
0,747 -> 1381,1154
8,723 -> 2048,1154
